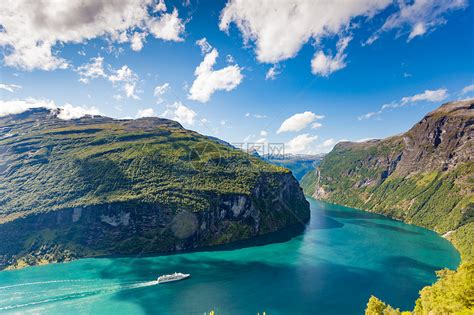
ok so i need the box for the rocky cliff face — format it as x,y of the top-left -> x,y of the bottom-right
0,108 -> 309,269
302,99 -> 473,261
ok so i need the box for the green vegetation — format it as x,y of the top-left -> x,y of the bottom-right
366,263 -> 474,315
0,109 -> 287,219
0,108 -> 309,269
299,100 -> 474,314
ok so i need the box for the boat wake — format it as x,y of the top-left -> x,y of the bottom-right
0,280 -> 159,311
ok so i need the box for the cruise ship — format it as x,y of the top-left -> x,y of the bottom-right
157,272 -> 190,284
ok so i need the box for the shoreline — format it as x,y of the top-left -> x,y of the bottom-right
2,221 -> 307,272
307,196 -> 463,266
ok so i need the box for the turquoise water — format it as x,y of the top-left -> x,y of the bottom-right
0,199 -> 460,314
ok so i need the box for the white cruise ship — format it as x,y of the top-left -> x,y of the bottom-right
157,272 -> 190,284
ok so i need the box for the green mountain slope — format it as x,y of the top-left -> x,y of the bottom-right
301,99 -> 473,314
302,99 -> 473,261
0,108 -> 310,269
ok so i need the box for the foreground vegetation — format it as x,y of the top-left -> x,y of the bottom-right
366,262 -> 474,314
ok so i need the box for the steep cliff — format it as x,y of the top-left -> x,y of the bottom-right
302,99 -> 473,261
0,108 -> 310,269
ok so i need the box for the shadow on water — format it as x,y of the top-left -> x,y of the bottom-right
382,255 -> 445,273
348,220 -> 422,236
308,214 -> 344,230
319,208 -> 387,220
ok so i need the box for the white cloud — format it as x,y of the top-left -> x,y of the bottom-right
462,84 -> 474,94
162,101 -> 197,125
76,56 -> 106,83
265,64 -> 281,80
0,83 -> 22,93
311,36 -> 351,77
188,47 -> 243,103
124,83 -> 139,99
220,0 -> 464,75
147,8 -> 185,42
358,88 -> 449,120
311,122 -> 322,129
286,134 -> 318,154
130,32 -> 146,51
260,130 -> 268,137
220,0 -> 390,65
0,98 -> 100,120
56,103 -> 101,120
367,0 -> 467,44
76,59 -> 141,99
154,83 -> 170,103
277,111 -> 324,133
358,111 -> 377,121
196,38 -> 213,54
136,108 -> 157,118
108,65 -> 140,99
0,0 -> 185,70
401,88 -> 448,104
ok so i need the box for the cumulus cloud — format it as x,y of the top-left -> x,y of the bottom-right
462,84 -> 474,94
367,0 -> 467,44
311,36 -> 351,77
147,8 -> 185,42
0,0 -> 185,70
188,46 -> 243,103
0,83 -> 22,93
277,111 -> 324,133
219,0 -> 464,75
56,103 -> 101,120
136,108 -> 157,118
358,88 -> 449,120
220,0 -> 390,64
162,101 -> 197,125
130,32 -> 147,51
154,83 -> 170,103
108,65 -> 140,99
76,58 -> 141,99
285,134 -> 319,154
76,56 -> 106,83
0,98 -> 100,120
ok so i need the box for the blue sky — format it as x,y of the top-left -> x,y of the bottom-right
0,0 -> 473,154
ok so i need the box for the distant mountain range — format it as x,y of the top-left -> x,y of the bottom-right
266,154 -> 324,181
0,108 -> 309,269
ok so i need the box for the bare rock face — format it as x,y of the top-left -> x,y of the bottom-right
396,100 -> 473,175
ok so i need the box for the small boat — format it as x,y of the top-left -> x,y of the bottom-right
157,272 -> 190,284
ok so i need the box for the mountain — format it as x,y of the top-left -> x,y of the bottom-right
266,154 -> 324,181
0,108 -> 310,269
302,99 -> 473,262
300,100 -> 473,314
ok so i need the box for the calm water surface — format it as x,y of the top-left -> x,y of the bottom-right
0,199 -> 460,314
